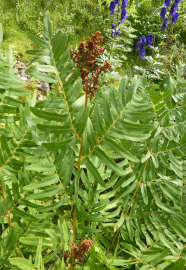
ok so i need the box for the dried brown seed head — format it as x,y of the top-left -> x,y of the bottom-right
70,32 -> 111,98
63,238 -> 94,267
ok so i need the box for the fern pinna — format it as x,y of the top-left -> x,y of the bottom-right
0,12 -> 185,270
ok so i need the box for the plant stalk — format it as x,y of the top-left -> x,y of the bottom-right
69,87 -> 88,269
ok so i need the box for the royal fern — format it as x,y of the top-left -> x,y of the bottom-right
0,12 -> 185,270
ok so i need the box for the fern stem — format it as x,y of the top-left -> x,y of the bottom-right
0,129 -> 28,173
138,240 -> 159,260
125,183 -> 141,216
71,124 -> 85,268
72,207 -> 77,242
131,259 -> 158,269
69,82 -> 88,268
110,159 -> 150,251
109,227 -> 121,252
56,81 -> 62,94
77,135 -> 84,171
125,159 -> 149,216
70,83 -> 89,267
0,181 -> 12,227
49,42 -> 81,142
68,260 -> 75,270
81,101 -> 130,162
78,85 -> 88,170
85,81 -> 89,108
68,207 -> 77,269
177,243 -> 186,259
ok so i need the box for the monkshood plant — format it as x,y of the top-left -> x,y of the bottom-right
109,0 -> 128,38
160,0 -> 181,30
134,0 -> 183,79
159,0 -> 182,55
0,12 -> 186,270
107,0 -> 137,72
136,34 -> 153,59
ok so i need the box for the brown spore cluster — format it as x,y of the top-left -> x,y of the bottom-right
63,238 -> 94,267
70,32 -> 111,98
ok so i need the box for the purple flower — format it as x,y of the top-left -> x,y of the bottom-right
136,34 -> 153,60
175,0 -> 181,3
164,0 -> 170,7
109,0 -> 128,36
116,28 -> 120,36
136,37 -> 143,50
136,36 -> 146,50
161,18 -> 168,30
139,47 -> 146,60
111,31 -> 115,38
142,35 -> 146,43
121,8 -> 127,23
172,12 -> 179,24
160,7 -> 167,20
109,1 -> 116,10
122,0 -> 128,8
111,23 -> 115,29
136,36 -> 146,59
109,1 -> 116,15
170,3 -> 178,17
146,34 -> 153,47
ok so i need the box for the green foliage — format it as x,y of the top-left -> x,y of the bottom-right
0,12 -> 186,270
126,0 -> 186,75
0,0 -> 109,47
0,0 -> 185,68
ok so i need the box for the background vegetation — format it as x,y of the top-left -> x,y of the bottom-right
0,0 -> 185,65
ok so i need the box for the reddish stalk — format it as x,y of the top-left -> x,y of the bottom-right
71,85 -> 86,269
69,32 -> 111,269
